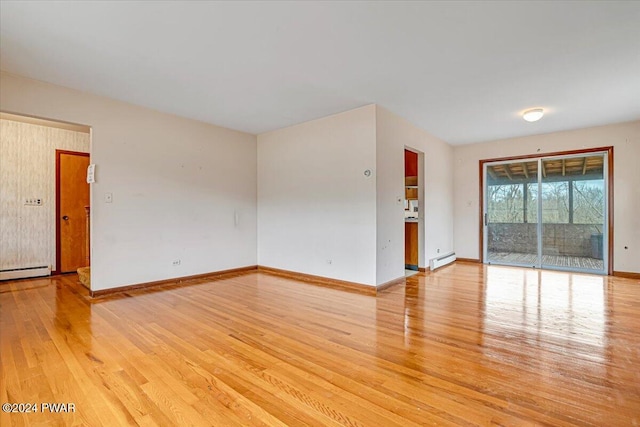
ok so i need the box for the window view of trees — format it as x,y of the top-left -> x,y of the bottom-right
488,184 -> 524,222
573,180 -> 605,224
541,182 -> 569,223
488,179 -> 604,224
488,184 -> 526,222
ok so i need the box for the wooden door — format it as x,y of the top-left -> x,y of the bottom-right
57,150 -> 90,273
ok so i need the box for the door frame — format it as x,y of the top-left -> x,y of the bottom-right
55,149 -> 90,275
478,146 -> 614,275
404,146 -> 425,271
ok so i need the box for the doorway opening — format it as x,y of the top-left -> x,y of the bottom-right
480,147 -> 613,275
404,148 -> 423,277
0,112 -> 91,283
56,150 -> 90,275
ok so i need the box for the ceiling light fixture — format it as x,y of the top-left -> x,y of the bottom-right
523,108 -> 544,122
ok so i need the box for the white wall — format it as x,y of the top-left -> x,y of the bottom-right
376,106 -> 455,284
0,119 -> 89,271
257,105 -> 378,286
453,120 -> 640,273
0,72 -> 257,291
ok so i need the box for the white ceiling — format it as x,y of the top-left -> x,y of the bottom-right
1,1 -> 639,145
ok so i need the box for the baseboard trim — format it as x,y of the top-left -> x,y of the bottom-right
376,276 -> 406,292
0,266 -> 51,281
90,264 -> 414,298
257,266 -> 377,296
456,258 -> 481,264
86,263 -> 639,298
89,265 -> 258,298
613,271 -> 640,280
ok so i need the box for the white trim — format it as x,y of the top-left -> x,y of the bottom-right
0,266 -> 51,281
430,252 -> 456,270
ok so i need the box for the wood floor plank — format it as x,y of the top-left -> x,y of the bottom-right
1,264 -> 639,426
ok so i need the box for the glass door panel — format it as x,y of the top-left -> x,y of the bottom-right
485,160 -> 539,266
540,154 -> 606,273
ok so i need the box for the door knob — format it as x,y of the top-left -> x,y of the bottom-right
62,215 -> 69,221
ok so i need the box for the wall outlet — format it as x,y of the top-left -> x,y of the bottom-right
172,259 -> 181,266
24,198 -> 43,206
104,192 -> 113,203
327,259 -> 332,265
437,248 -> 440,253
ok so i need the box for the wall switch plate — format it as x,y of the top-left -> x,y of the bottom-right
104,192 -> 113,203
87,164 -> 96,183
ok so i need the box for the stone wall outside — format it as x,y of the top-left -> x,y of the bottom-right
487,223 -> 603,258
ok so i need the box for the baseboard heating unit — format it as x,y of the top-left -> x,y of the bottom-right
429,252 -> 456,271
0,266 -> 51,281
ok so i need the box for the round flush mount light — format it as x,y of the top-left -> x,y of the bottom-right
523,108 -> 544,122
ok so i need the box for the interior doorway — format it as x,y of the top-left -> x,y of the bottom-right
56,150 -> 90,273
404,148 -> 422,276
481,147 -> 612,275
0,112 -> 90,281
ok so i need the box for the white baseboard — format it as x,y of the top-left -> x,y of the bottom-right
430,252 -> 456,270
0,266 -> 51,281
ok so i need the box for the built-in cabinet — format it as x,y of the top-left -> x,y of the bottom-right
405,176 -> 418,201
405,222 -> 418,267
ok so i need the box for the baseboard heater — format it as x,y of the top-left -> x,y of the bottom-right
0,266 -> 51,281
429,252 -> 456,271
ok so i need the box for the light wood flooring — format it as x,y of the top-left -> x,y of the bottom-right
1,264 -> 639,426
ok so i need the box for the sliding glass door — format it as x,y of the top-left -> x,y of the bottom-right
484,151 -> 608,274
485,160 -> 539,267
540,154 -> 607,272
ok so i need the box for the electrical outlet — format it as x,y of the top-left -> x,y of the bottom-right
25,198 -> 43,206
327,259 -> 332,265
172,259 -> 181,266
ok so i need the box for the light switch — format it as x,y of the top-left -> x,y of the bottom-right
104,192 -> 113,203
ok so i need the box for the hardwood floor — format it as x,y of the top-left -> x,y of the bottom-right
1,264 -> 639,426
